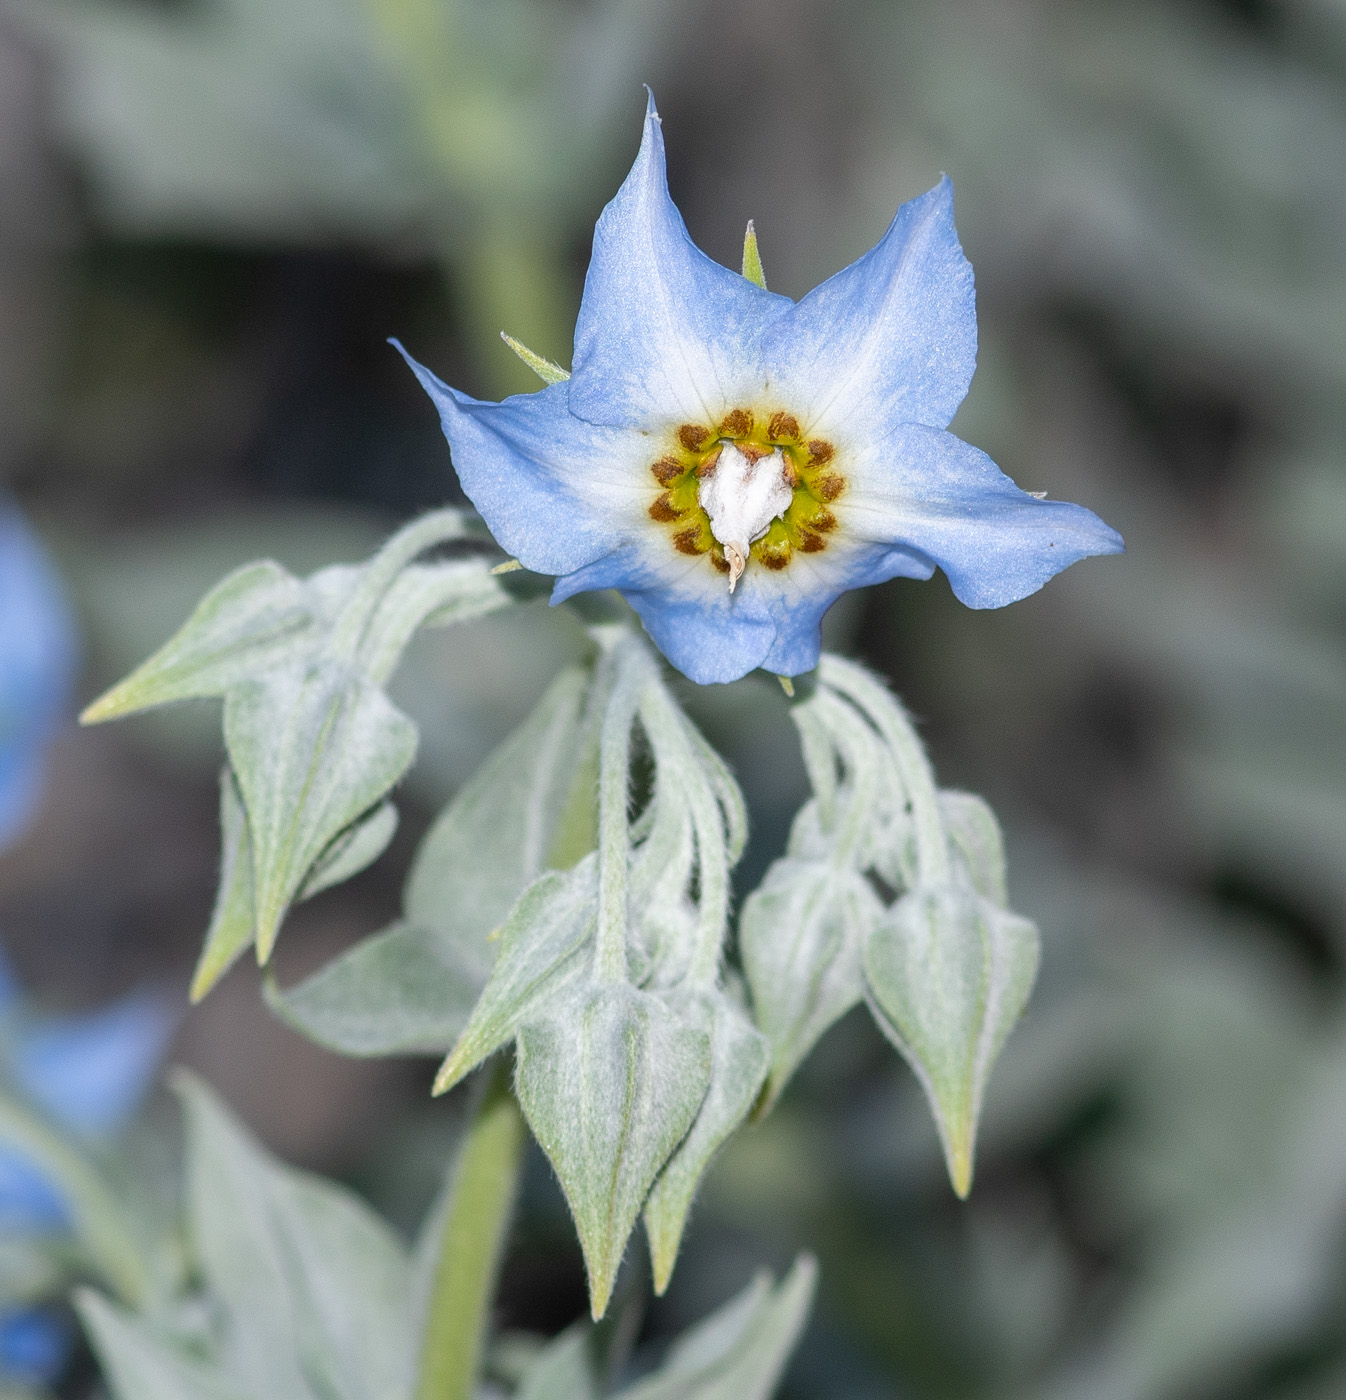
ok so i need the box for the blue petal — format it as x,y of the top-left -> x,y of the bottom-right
0,1148 -> 69,1233
12,988 -> 176,1137
0,1308 -> 71,1386
759,546 -> 934,677
843,424 -> 1124,608
568,92 -> 793,431
761,177 -> 976,437
551,543 -> 776,684
0,504 -> 78,851
395,344 -> 647,576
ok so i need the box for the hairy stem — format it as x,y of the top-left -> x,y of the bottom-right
415,1060 -> 526,1400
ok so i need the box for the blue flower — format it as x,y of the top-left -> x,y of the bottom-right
0,949 -> 175,1388
399,94 -> 1123,685
0,502 -> 78,846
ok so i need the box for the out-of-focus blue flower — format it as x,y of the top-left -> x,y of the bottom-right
0,1307 -> 71,1388
0,503 -> 78,847
10,988 -> 177,1140
0,948 -> 175,1389
400,93 -> 1123,684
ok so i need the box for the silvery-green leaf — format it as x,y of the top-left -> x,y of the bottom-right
0,1094 -> 152,1309
612,1254 -> 817,1400
224,661 -> 417,962
270,1164 -> 413,1400
741,859 -> 883,1112
939,790 -> 1008,907
434,857 -> 598,1093
295,800 -> 398,902
190,768 -> 255,1004
177,1075 -> 309,1400
515,1324 -> 601,1400
516,980 -> 711,1319
644,988 -> 769,1294
407,665 -> 588,984
81,560 -> 308,722
863,887 -> 1039,1197
76,1290 -> 250,1400
263,919 -> 482,1056
178,1072 -> 412,1400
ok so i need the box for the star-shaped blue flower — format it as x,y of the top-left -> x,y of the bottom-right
400,94 -> 1123,685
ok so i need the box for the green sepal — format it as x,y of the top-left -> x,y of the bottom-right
643,987 -> 769,1294
80,560 -> 307,723
433,858 -> 598,1094
224,663 -> 417,963
516,981 -> 711,1319
863,886 -> 1039,1196
501,332 -> 571,385
741,858 -> 883,1114
741,220 -> 767,290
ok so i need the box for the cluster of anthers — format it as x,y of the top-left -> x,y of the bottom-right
647,409 -> 845,591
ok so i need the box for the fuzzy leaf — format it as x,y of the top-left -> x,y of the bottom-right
406,665 -> 588,983
178,1072 -> 412,1400
433,858 -> 598,1093
939,791 -> 1008,907
190,768 -> 256,1003
741,859 -> 883,1111
863,887 -> 1039,1196
264,919 -> 482,1056
224,661 -> 417,962
515,1324 -> 601,1400
516,981 -> 711,1318
0,1095 -> 152,1309
613,1255 -> 817,1400
76,1291 -> 251,1400
296,800 -> 398,902
644,988 -> 768,1293
268,669 -> 589,1058
81,560 -> 307,722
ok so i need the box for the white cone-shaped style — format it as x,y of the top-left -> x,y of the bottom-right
698,443 -> 793,592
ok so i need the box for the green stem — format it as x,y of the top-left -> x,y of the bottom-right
415,1060 -> 526,1400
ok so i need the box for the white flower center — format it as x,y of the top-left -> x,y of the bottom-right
697,442 -> 793,593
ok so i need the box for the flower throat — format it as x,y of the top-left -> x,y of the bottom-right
647,409 -> 845,591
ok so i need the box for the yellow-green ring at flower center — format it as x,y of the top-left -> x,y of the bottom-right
647,408 -> 844,576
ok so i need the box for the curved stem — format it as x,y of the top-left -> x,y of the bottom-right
330,509 -> 472,662
819,656 -> 950,887
415,1059 -> 526,1400
594,642 -> 647,982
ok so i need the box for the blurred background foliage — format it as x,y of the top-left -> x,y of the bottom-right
0,0 -> 1344,1395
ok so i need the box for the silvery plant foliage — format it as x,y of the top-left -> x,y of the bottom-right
65,91 -> 1119,1399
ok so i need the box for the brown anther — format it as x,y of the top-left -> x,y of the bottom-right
814,474 -> 844,502
710,551 -> 731,574
720,408 -> 754,437
783,456 -> 800,488
759,543 -> 791,571
767,412 -> 800,442
674,527 -> 707,556
648,493 -> 682,523
678,424 -> 711,452
695,445 -> 723,477
806,439 -> 835,465
811,508 -> 838,531
651,456 -> 682,485
799,531 -> 827,553
736,442 -> 772,466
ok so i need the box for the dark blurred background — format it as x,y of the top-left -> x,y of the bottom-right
3,0 -> 1346,1396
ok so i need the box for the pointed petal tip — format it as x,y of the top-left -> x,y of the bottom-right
947,1138 -> 974,1199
